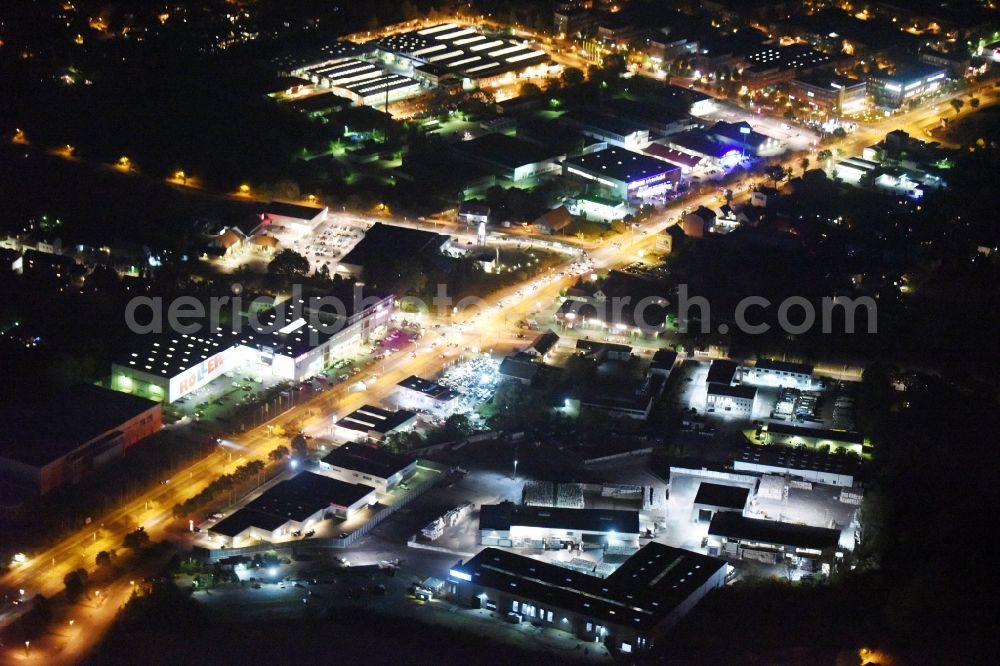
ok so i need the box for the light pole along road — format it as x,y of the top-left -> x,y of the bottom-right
1,80 -> 994,661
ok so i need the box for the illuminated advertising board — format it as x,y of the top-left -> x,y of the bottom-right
627,172 -> 668,190
169,352 -> 227,401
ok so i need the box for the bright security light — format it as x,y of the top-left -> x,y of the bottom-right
269,567 -> 278,577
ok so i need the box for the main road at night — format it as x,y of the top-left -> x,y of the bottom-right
1,73 -> 995,663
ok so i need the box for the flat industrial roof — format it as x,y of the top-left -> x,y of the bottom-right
321,441 -> 416,480
872,61 -> 947,83
752,358 -> 814,375
479,502 -> 640,535
651,349 -> 678,371
246,472 -> 375,522
761,423 -> 864,444
645,143 -> 703,168
706,359 -> 738,385
116,327 -> 239,379
277,41 -> 374,71
455,133 -> 559,170
667,129 -> 740,159
334,406 -> 416,436
793,73 -> 867,90
339,222 -> 449,270
527,330 -> 559,356
372,23 -> 548,80
745,44 -> 831,71
0,385 -> 160,467
397,375 -> 461,401
708,512 -> 841,550
694,482 -> 750,509
564,147 -> 680,185
210,508 -> 288,537
707,382 -> 757,400
498,353 -> 540,382
735,444 -> 861,475
452,543 -> 726,631
263,201 -> 326,221
562,109 -> 649,139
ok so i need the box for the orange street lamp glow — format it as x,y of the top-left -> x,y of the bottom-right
238,184 -> 251,195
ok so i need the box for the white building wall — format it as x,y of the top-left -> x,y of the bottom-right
733,460 -> 854,487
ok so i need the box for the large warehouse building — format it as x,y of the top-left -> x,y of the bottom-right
447,543 -> 727,654
479,502 -> 641,548
294,57 -> 422,106
331,405 -> 417,444
209,472 -> 376,547
371,23 -> 552,89
319,441 -> 417,493
563,147 -> 682,204
707,512 -> 843,567
734,444 -> 860,487
111,287 -> 393,403
0,385 -> 162,495
741,358 -> 815,389
395,375 -> 462,414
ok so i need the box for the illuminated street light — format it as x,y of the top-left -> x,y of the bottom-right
238,183 -> 251,196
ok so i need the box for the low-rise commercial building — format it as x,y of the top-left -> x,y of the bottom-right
396,375 -> 462,413
294,57 -> 422,106
706,359 -> 739,385
260,202 -> 328,235
741,359 -> 815,389
320,441 -> 417,492
457,201 -> 490,226
557,270 -> 670,335
453,133 -> 564,182
734,444 -> 859,487
869,63 -> 947,109
692,482 -> 751,522
563,147 -> 682,203
337,222 -> 450,278
789,73 -> 868,116
112,287 -> 393,403
755,423 -> 865,455
209,472 -> 376,546
649,349 -> 679,378
447,543 -> 728,654
561,110 -> 651,150
0,385 -> 161,495
706,383 -> 757,414
331,405 -> 417,444
371,23 -> 551,89
707,511 -> 843,566
479,502 -> 641,548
